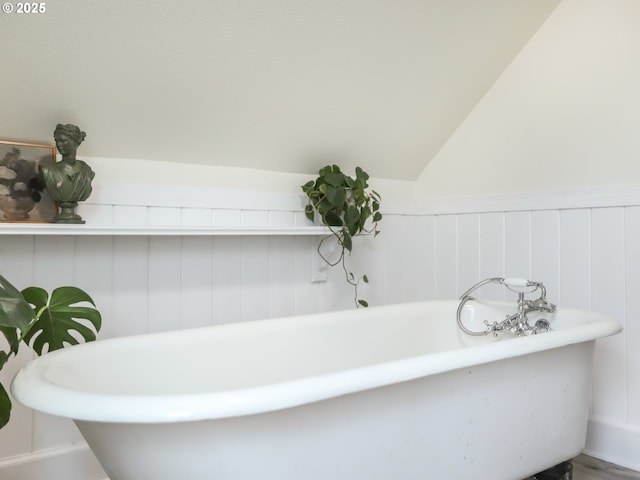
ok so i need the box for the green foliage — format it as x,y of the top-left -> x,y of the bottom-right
0,276 -> 33,332
302,165 -> 382,307
21,286 -> 101,355
0,384 -> 10,429
0,274 -> 101,429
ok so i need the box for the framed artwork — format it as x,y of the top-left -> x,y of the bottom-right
0,140 -> 57,223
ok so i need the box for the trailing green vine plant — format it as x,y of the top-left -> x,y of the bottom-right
302,165 -> 382,307
0,273 -> 101,429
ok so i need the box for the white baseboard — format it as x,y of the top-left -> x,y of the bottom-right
584,416 -> 640,472
0,443 -> 107,480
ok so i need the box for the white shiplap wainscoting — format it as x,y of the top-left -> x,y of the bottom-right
1,183 -> 640,478
417,188 -> 640,473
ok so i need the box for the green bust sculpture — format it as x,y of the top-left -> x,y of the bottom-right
40,123 -> 95,223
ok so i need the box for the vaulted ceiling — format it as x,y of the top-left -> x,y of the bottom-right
2,0 -> 560,180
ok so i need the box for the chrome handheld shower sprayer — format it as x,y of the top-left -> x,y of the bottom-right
457,277 -> 556,337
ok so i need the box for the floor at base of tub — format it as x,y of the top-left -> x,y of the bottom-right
524,455 -> 640,480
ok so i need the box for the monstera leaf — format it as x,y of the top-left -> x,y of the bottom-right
21,286 -> 101,355
0,274 -> 33,367
0,274 -> 33,332
0,277 -> 101,430
0,274 -> 35,429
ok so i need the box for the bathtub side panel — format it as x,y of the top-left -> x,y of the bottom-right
76,342 -> 594,480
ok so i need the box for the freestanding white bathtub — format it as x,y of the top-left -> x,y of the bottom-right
12,300 -> 620,480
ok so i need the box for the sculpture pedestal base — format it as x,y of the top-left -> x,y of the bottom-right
54,201 -> 85,224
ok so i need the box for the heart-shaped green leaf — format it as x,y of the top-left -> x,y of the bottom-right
323,210 -> 343,227
344,205 -> 360,227
325,185 -> 346,208
324,172 -> 346,187
301,164 -> 382,308
304,203 -> 315,222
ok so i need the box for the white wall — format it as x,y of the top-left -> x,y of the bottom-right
4,0 -> 640,476
0,0 -> 559,180
429,190 -> 640,472
417,0 -> 640,198
0,178 -> 430,479
1,181 -> 640,478
411,0 -> 640,470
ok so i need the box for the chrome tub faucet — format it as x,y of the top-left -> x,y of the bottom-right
457,277 -> 556,337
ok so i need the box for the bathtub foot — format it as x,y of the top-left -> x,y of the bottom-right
533,460 -> 573,480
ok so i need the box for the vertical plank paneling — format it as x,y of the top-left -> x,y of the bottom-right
34,236 -> 76,286
321,240 -> 357,311
74,236 -> 113,337
212,236 -> 243,324
457,213 -> 480,296
531,210 -> 560,304
268,236 -> 296,319
294,237 -> 321,315
559,209 -> 591,309
111,237 -> 149,336
241,237 -> 270,321
504,211 -> 531,280
180,237 -> 214,329
32,236 -> 81,451
478,212 -> 505,300
403,215 -> 437,301
0,237 -> 35,458
625,206 -> 640,425
435,215 -> 458,298
591,208 -> 627,420
4,194 -> 640,476
381,214 -> 405,304
0,236 -> 35,286
0,346 -> 34,458
354,221 -> 384,308
148,237 -> 182,332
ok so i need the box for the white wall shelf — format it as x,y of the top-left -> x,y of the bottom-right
0,224 -> 330,236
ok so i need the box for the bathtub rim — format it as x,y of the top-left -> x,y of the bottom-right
11,300 -> 622,424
